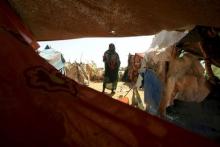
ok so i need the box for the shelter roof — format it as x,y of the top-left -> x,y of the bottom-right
8,0 -> 220,40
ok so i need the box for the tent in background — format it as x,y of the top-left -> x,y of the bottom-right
39,45 -> 66,74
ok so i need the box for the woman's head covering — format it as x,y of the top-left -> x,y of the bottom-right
109,43 -> 115,52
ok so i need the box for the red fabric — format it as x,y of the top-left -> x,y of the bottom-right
0,0 -> 39,49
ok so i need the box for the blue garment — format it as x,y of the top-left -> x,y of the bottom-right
141,69 -> 162,114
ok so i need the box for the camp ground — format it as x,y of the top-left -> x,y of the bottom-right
0,0 -> 220,146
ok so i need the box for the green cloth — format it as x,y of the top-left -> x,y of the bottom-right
103,48 -> 120,90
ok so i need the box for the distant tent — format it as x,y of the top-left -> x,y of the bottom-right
44,45 -> 51,50
39,45 -> 66,74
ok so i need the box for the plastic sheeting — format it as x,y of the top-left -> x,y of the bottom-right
39,48 -> 65,74
141,69 -> 163,114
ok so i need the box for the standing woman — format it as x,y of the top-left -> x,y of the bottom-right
103,43 -> 121,94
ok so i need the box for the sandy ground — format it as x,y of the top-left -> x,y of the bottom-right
88,81 -> 144,105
